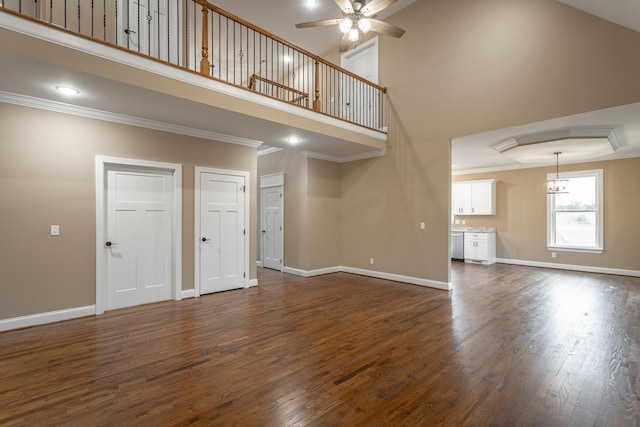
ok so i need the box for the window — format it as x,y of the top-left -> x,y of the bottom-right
547,169 -> 603,253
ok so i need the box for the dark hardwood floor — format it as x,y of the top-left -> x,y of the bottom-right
1,263 -> 638,426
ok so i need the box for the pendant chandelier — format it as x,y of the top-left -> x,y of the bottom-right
546,152 -> 569,194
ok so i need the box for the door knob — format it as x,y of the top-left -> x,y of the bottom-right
262,230 -> 266,233
202,237 -> 208,242
105,241 -> 116,247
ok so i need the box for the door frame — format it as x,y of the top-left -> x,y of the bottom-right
95,156 -> 182,315
260,173 -> 284,272
194,167 -> 250,297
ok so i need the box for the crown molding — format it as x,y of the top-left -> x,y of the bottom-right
257,147 -> 284,156
493,126 -> 621,153
301,149 -> 385,163
0,91 -> 263,148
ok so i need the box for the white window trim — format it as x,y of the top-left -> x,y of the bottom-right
547,169 -> 603,254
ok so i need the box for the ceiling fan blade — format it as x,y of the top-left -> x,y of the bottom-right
339,32 -> 353,52
368,19 -> 405,38
361,0 -> 398,16
295,19 -> 341,29
335,0 -> 354,14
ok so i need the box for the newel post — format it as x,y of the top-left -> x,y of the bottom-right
313,59 -> 321,112
200,2 -> 211,77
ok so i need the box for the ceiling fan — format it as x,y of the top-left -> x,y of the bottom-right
295,0 -> 406,52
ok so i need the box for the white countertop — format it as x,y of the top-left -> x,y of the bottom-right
451,226 -> 497,233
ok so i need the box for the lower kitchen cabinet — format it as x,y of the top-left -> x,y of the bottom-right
464,232 -> 496,265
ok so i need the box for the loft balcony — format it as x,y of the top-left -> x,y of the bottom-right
0,1 -> 386,161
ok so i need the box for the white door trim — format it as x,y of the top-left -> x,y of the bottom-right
194,167 -> 250,297
95,156 -> 182,315
260,173 -> 284,272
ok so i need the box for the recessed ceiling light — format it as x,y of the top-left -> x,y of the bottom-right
287,137 -> 301,144
55,86 -> 79,96
305,0 -> 317,7
283,55 -> 292,63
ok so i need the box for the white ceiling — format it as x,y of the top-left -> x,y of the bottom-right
557,0 -> 640,33
452,102 -> 640,174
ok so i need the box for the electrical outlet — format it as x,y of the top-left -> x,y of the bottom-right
462,220 -> 466,225
551,252 -> 556,258
420,222 -> 425,230
369,258 -> 374,265
50,225 -> 60,236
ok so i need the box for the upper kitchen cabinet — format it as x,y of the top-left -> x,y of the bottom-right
452,179 -> 497,215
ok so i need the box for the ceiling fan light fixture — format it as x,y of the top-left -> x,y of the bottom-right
339,18 -> 353,33
358,18 -> 371,33
348,28 -> 360,41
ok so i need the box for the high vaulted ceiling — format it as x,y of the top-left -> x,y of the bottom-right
1,1 -> 640,166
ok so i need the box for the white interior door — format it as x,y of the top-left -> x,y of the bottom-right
341,37 -> 379,128
261,185 -> 283,270
125,0 -> 179,62
199,171 -> 246,294
106,168 -> 172,310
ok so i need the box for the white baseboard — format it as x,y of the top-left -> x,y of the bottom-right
496,258 -> 640,277
248,279 -> 258,287
0,305 -> 96,332
283,266 -> 341,277
341,266 -> 451,291
181,289 -> 196,299
282,265 -> 450,290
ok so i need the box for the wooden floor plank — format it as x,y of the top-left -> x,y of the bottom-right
0,263 -> 638,426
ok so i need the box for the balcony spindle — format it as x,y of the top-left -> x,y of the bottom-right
200,2 -> 210,76
313,59 -> 320,112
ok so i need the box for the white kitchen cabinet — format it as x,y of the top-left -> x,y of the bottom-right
452,179 -> 497,215
464,232 -> 496,265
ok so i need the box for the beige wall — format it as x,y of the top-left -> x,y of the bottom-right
257,149 -> 308,269
453,158 -> 640,270
0,103 -> 257,319
306,158 -> 341,270
257,152 -> 340,271
338,0 -> 640,283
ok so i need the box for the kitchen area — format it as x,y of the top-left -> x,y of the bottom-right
451,179 -> 497,265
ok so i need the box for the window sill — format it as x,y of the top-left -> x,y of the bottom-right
547,246 -> 603,254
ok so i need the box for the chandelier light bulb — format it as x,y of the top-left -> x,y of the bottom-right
358,18 -> 371,33
348,28 -> 360,41
339,18 -> 352,33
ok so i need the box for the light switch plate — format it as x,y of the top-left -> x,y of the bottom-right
50,225 -> 60,236
420,222 -> 425,230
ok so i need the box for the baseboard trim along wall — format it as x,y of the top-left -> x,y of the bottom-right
496,258 -> 640,277
0,305 -> 96,332
181,289 -> 196,299
281,265 -> 450,291
283,266 -> 342,277
181,278 -> 258,299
